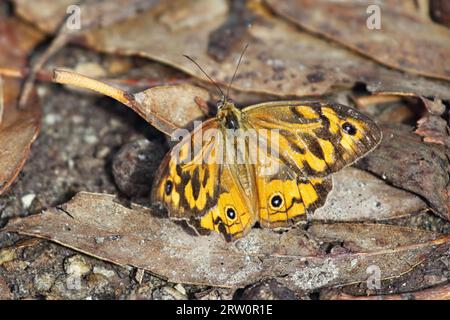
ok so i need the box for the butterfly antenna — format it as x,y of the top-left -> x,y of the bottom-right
183,55 -> 224,97
225,43 -> 249,101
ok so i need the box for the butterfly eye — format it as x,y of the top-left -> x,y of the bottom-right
270,193 -> 284,209
165,180 -> 173,195
341,122 -> 357,135
225,206 -> 237,220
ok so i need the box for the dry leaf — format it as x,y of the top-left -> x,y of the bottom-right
312,168 -> 427,222
0,18 -> 43,195
308,223 -> 440,252
324,283 -> 450,300
267,0 -> 450,81
356,125 -> 449,220
5,192 -> 449,292
15,0 -> 165,107
53,69 -> 208,135
132,83 -> 208,131
415,114 -> 449,146
0,275 -> 11,299
14,0 -> 450,99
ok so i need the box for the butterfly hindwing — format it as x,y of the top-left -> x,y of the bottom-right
255,159 -> 333,229
197,163 -> 256,241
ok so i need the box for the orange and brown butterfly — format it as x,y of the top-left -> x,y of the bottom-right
152,50 -> 382,241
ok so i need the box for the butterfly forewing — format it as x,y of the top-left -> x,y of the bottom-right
243,101 -> 382,178
152,119 -> 222,219
151,118 -> 257,240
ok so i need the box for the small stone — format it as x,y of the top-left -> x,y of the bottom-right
430,0 -> 450,28
86,273 -> 109,291
94,237 -> 105,244
0,276 -> 11,300
21,194 -> 36,210
34,273 -> 56,292
0,248 -> 16,266
112,139 -> 166,197
44,113 -> 61,125
174,283 -> 187,295
2,260 -> 28,272
95,146 -> 111,159
64,255 -> 91,277
93,266 -> 116,278
153,286 -> 187,300
83,134 -> 99,145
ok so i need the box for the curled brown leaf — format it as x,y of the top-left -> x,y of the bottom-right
53,69 -> 208,135
0,18 -> 43,195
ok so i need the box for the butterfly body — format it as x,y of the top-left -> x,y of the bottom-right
152,100 -> 382,241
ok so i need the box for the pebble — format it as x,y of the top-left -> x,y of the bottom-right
21,194 -> 36,210
174,283 -> 187,295
0,248 -> 16,265
34,273 -> 56,292
44,113 -> 62,125
83,134 -> 99,145
112,139 -> 166,197
153,285 -> 188,300
93,266 -> 116,279
64,255 -> 91,276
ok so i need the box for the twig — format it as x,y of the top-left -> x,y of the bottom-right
53,69 -> 130,106
0,67 -> 53,82
19,34 -> 70,109
18,0 -> 162,109
53,68 -> 181,135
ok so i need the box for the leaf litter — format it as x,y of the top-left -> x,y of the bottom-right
0,18 -> 43,195
13,0 -> 450,100
5,183 -> 448,291
0,0 -> 449,298
266,0 -> 450,81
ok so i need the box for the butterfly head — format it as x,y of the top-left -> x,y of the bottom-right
217,98 -> 242,130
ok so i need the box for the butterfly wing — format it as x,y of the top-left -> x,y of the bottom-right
252,137 -> 333,228
244,101 -> 382,178
244,101 -> 381,228
196,161 -> 256,241
152,119 -> 222,219
255,165 -> 333,228
152,119 -> 257,241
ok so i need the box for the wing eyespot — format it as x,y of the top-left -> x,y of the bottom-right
225,206 -> 237,220
165,180 -> 173,195
341,122 -> 357,135
269,193 -> 284,210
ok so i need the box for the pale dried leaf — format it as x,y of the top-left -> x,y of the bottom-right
267,0 -> 450,81
5,192 -> 449,291
14,0 -> 450,99
0,18 -> 43,195
311,168 -> 427,222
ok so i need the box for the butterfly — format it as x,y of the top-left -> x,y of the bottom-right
152,51 -> 382,241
